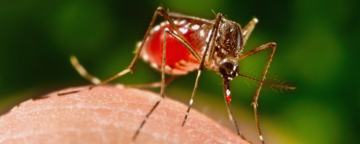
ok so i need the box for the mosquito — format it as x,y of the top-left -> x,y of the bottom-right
43,7 -> 295,144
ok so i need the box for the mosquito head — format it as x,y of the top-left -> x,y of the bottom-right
219,59 -> 239,81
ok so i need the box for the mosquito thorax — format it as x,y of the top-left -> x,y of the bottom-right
207,18 -> 244,72
215,18 -> 244,58
219,59 -> 239,81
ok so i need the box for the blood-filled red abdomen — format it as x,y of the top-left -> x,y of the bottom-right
141,20 -> 208,75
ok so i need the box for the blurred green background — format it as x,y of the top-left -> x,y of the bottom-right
0,0 -> 358,144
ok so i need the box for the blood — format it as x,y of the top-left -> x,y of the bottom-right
226,95 -> 231,102
143,21 -> 207,73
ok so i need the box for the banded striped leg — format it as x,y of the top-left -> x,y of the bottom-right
57,6 -> 200,96
238,42 -> 277,144
133,12 -> 221,139
70,55 -> 101,85
181,13 -> 223,126
71,55 -> 177,88
222,79 -> 248,141
132,28 -> 168,140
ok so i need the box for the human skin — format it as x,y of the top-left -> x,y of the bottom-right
0,86 -> 248,144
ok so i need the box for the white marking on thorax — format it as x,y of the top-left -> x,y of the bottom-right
254,18 -> 259,23
221,49 -> 228,54
189,99 -> 193,105
259,135 -> 263,141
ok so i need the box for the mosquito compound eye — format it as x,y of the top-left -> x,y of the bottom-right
219,60 -> 239,80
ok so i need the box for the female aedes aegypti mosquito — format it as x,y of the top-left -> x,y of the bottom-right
37,7 -> 296,144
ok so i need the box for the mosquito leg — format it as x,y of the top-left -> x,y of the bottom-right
55,6 -> 205,97
119,76 -> 177,89
181,13 -> 223,126
70,54 -> 177,89
181,69 -> 201,126
167,12 -> 213,25
57,7 -> 172,96
222,80 -> 250,142
132,11 -> 221,139
242,17 -> 259,46
133,27 -> 168,140
238,42 -> 276,61
238,42 -> 277,144
162,29 -> 206,126
156,7 -> 202,61
70,55 -> 101,85
50,58 -> 174,99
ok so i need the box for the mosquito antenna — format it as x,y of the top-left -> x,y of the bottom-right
160,3 -> 164,9
238,73 -> 296,90
211,9 -> 216,17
